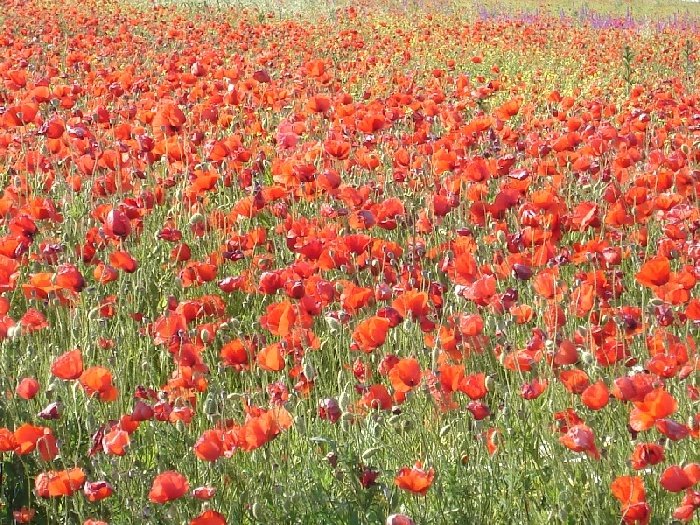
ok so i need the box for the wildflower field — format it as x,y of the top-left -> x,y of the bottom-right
0,0 -> 699,523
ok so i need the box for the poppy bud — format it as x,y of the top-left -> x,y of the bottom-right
580,351 -> 595,365
294,415 -> 306,435
16,377 -> 40,400
251,502 -> 262,521
302,360 -> 316,381
188,213 -> 204,226
338,389 -> 351,411
400,420 -> 414,432
203,395 -> 219,416
325,315 -> 341,333
362,447 -> 382,461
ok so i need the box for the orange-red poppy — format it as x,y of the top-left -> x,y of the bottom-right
581,380 -> 610,411
191,510 -> 227,525
51,349 -> 83,380
35,468 -> 86,498
388,357 -> 422,393
351,316 -> 391,353
79,367 -> 118,402
559,424 -> 600,459
395,463 -> 434,495
148,470 -> 189,504
16,377 -> 40,400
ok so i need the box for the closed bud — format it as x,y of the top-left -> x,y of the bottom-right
362,447 -> 383,462
203,394 -> 219,416
302,360 -> 316,381
251,502 -> 261,520
400,420 -> 414,432
294,415 -> 306,435
325,315 -> 341,333
338,390 -> 351,411
580,351 -> 595,365
189,212 -> 205,226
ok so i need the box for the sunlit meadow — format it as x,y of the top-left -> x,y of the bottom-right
0,0 -> 699,523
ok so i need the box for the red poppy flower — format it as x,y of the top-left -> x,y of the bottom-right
611,476 -> 646,506
191,486 -> 216,500
102,428 -> 130,456
191,510 -> 227,525
351,316 -> 391,353
194,429 -> 224,462
12,507 -> 36,524
83,480 -> 114,502
630,443 -> 665,470
14,424 -> 46,455
79,367 -> 118,402
395,462 -> 435,495
51,349 -> 83,380
16,377 -> 40,400
629,387 -> 678,431
660,464 -> 699,493
35,468 -> 86,498
148,470 -> 189,504
581,380 -> 610,410
559,424 -> 600,459
635,255 -> 670,288
388,358 -> 422,393
256,343 -> 286,372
